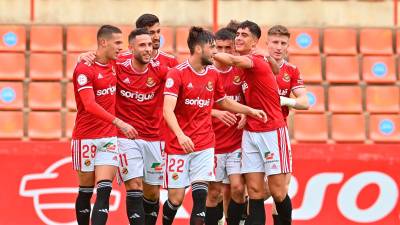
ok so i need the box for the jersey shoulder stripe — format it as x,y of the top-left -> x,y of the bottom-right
159,50 -> 176,59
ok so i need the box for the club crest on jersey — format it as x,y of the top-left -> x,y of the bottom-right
283,73 -> 291,82
206,81 -> 213,91
233,75 -> 241,85
146,77 -> 156,88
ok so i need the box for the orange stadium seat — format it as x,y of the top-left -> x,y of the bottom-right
297,85 -> 325,113
362,56 -> 396,83
67,26 -> 98,52
28,82 -> 62,110
293,113 -> 328,142
119,25 -> 133,50
331,114 -> 366,142
256,26 -> 269,49
66,111 -> 77,138
160,26 -> 175,53
0,82 -> 23,110
30,25 -> 63,52
288,55 -> 322,83
66,82 -> 76,110
0,25 -> 26,52
0,111 -> 24,139
323,28 -> 357,55
369,114 -> 400,142
328,85 -> 362,113
359,28 -> 393,55
66,53 -> 80,80
176,53 -> 190,64
176,27 -> 190,53
28,111 -> 62,139
325,56 -> 359,83
288,28 -> 320,55
0,52 -> 25,80
29,53 -> 63,80
366,85 -> 400,113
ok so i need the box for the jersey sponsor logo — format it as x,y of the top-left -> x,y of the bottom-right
283,73 -> 291,82
151,163 -> 163,171
227,94 -> 241,102
120,89 -> 155,102
96,86 -> 116,96
266,152 -> 274,160
165,78 -> 174,88
146,77 -> 156,88
123,77 -> 130,84
184,97 -> 211,108
103,142 -> 116,151
279,88 -> 289,96
242,81 -> 248,93
77,74 -> 88,86
206,81 -> 213,91
233,75 -> 242,85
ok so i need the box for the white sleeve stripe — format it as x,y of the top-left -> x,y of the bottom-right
164,92 -> 178,97
77,86 -> 93,92
291,86 -> 305,91
215,95 -> 226,103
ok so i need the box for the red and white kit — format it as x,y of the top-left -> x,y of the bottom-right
241,54 -> 292,176
163,60 -> 226,188
212,66 -> 245,183
71,61 -> 119,172
115,57 -> 169,185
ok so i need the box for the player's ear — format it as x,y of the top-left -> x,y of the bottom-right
194,44 -> 202,54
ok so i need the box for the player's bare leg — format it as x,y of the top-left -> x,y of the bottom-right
243,172 -> 266,225
223,184 -> 231,218
91,165 -> 117,225
268,173 -> 292,225
76,171 -> 95,225
205,181 -> 223,225
227,174 -> 246,225
163,188 -> 185,225
143,182 -> 161,225
124,177 -> 145,225
270,173 -> 291,225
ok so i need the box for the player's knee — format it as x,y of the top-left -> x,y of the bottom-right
143,186 -> 160,201
125,178 -> 143,191
271,190 -> 287,203
230,182 -> 245,197
207,186 -> 221,203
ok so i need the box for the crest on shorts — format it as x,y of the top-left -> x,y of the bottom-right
172,172 -> 179,180
206,81 -> 213,91
103,142 -> 116,151
151,163 -> 163,171
146,77 -> 156,88
283,73 -> 290,82
233,75 -> 242,85
122,167 -> 128,175
84,159 -> 91,167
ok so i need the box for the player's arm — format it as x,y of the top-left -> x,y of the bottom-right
214,53 -> 253,69
211,109 -> 237,127
280,87 -> 309,110
79,89 -> 138,138
217,98 -> 267,123
163,95 -> 195,153
252,48 -> 280,75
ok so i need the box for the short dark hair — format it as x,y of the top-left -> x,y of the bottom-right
128,28 -> 150,43
97,25 -> 122,40
268,25 -> 291,38
135,14 -> 160,28
215,28 -> 235,41
187,26 -> 215,54
238,20 -> 261,39
226,20 -> 241,33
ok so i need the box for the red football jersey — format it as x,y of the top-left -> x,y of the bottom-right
115,57 -> 169,140
276,60 -> 305,118
72,61 -> 117,139
164,60 -> 226,154
212,66 -> 245,154
242,54 -> 286,132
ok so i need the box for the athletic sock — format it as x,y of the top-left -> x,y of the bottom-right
162,199 -> 180,225
143,197 -> 159,225
126,190 -> 145,225
91,180 -> 112,225
275,195 -> 292,225
75,185 -> 94,225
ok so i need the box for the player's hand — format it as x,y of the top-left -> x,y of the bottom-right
237,113 -> 246,129
113,118 -> 138,139
248,108 -> 268,123
252,48 -> 269,57
177,133 -> 195,153
78,51 -> 96,65
213,110 -> 237,127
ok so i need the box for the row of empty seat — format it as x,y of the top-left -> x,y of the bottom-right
1,111 -> 398,143
0,25 -> 399,55
1,82 -> 398,113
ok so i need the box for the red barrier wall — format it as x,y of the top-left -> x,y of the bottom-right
1,141 -> 399,225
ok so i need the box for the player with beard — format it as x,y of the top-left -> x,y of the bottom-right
214,21 -> 292,225
162,26 -> 267,225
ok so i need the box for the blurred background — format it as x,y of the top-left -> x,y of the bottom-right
0,0 -> 399,225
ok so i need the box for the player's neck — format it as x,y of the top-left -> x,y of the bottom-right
95,49 -> 109,64
238,49 -> 251,56
188,56 -> 206,73
131,58 -> 148,73
277,59 -> 285,67
214,61 -> 230,72
151,49 -> 159,58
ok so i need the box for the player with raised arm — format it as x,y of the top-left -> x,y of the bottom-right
214,21 -> 292,225
71,25 -> 136,225
162,26 -> 267,225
